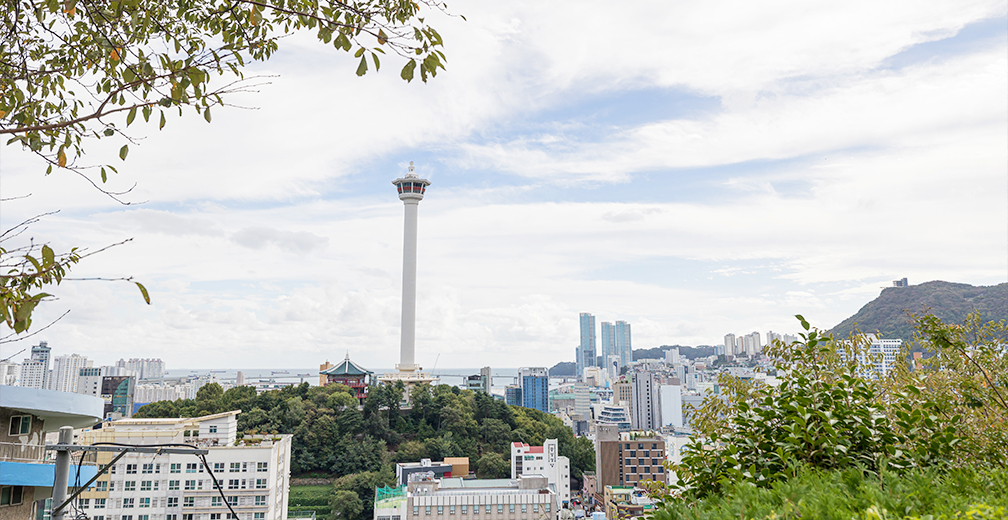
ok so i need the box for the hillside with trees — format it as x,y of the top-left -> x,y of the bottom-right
830,281 -> 1007,341
136,382 -> 594,520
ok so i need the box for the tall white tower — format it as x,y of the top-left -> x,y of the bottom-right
380,162 -> 438,388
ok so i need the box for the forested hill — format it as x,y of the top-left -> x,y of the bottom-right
830,281 -> 1008,341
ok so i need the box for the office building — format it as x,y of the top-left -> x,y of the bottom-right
630,372 -> 659,431
49,353 -> 90,393
373,475 -> 558,520
510,439 -> 571,505
595,425 -> 667,489
573,383 -> 590,418
577,313 -> 596,378
1,386 -> 104,520
600,322 -> 615,370
614,321 -> 632,368
595,405 -> 631,431
519,367 -> 548,413
77,411 -> 292,520
505,385 -> 522,406
612,381 -> 631,406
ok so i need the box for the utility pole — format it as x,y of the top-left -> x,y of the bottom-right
51,426 -> 72,520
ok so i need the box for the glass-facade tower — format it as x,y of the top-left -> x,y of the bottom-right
577,313 -> 596,378
615,320 -> 632,368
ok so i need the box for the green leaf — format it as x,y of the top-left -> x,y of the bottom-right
41,245 -> 54,265
159,111 -> 166,130
356,55 -> 367,76
101,167 -> 107,183
103,128 -> 115,136
371,53 -> 380,71
136,282 -> 151,304
203,106 -> 211,123
401,60 -> 416,82
119,144 -> 129,160
127,106 -> 137,125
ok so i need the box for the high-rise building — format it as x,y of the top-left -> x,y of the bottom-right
614,321 -> 632,368
600,322 -> 615,369
856,335 -> 903,379
505,385 -> 522,406
658,384 -> 683,428
578,313 -> 597,378
630,371 -> 659,431
116,358 -> 166,380
19,342 -> 52,389
723,333 -> 736,356
49,353 -> 90,393
519,367 -> 549,412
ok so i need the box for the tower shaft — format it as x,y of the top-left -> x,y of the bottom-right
399,200 -> 419,371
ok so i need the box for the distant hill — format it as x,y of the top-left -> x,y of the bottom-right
830,281 -> 1008,341
549,361 -> 575,376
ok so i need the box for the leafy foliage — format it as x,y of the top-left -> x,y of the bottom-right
662,315 -> 965,501
648,465 -> 1008,520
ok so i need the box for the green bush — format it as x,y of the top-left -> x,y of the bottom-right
649,465 -> 1008,520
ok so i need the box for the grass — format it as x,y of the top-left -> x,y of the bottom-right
651,466 -> 1008,520
289,484 -> 332,518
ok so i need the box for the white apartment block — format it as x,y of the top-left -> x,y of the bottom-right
50,353 -> 92,392
76,411 -> 291,520
509,439 -> 570,505
0,361 -> 21,386
19,360 -> 47,389
630,372 -> 658,431
856,335 -> 903,379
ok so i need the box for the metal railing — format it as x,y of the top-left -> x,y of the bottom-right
0,442 -> 48,462
288,511 -> 316,520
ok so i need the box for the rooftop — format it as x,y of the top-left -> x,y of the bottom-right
0,385 -> 104,430
320,354 -> 372,377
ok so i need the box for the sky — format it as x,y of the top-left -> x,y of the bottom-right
1,0 -> 1006,370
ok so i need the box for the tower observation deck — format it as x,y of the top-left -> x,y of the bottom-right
379,162 -> 438,389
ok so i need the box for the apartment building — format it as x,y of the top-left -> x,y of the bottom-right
373,475 -> 558,520
75,411 -> 291,520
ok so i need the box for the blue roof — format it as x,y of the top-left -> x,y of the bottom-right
0,461 -> 98,487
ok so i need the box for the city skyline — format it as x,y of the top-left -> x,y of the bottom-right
1,1 -> 1005,369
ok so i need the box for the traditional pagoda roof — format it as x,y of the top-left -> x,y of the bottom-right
320,353 -> 372,376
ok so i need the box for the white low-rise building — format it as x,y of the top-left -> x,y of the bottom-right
510,440 -> 570,506
76,410 -> 291,520
374,476 -> 559,520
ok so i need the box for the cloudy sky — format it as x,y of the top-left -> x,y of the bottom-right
2,0 -> 1006,371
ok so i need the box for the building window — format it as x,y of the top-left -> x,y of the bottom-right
78,498 -> 90,508
185,481 -> 196,491
209,425 -> 218,433
509,505 -> 515,513
242,462 -> 248,472
123,516 -> 134,520
212,497 -> 222,507
186,463 -> 198,473
227,496 -> 238,507
167,516 -> 177,520
168,498 -> 179,508
638,443 -> 643,449
142,464 -> 154,474
171,463 -> 181,473
643,467 -> 651,474
414,507 -> 420,516
254,514 -> 265,520
0,486 -> 24,506
497,505 -> 503,513
426,506 -> 431,515
257,462 -> 268,472
139,516 -> 150,520
214,463 -> 225,472
140,481 -> 151,491
8,415 -> 31,436
544,504 -> 550,512
521,505 -> 527,513
94,499 -> 106,509
437,506 -> 443,515
210,514 -> 222,520
139,498 -> 151,508
652,443 -> 658,449
255,478 -> 266,489
124,481 -> 136,491
109,481 -> 115,491
123,498 -> 135,508
110,464 -> 117,474
230,463 -> 241,472
255,496 -> 266,506
461,506 -> 467,515
449,506 -> 455,515
126,464 -> 137,474
96,481 -> 108,492
533,505 -> 538,513
169,480 -> 180,490
183,515 -> 195,520
629,450 -> 636,457
228,480 -> 239,490
183,497 -> 194,508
